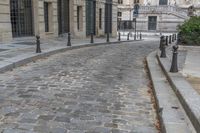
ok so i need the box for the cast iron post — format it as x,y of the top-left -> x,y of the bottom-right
170,45 -> 179,72
36,35 -> 41,53
67,32 -> 71,46
90,32 -> 94,43
172,34 -> 174,42
118,32 -> 121,41
160,36 -> 166,58
134,34 -> 136,40
169,35 -> 172,44
127,33 -> 130,40
174,34 -> 177,40
107,32 -> 109,42
166,36 -> 168,46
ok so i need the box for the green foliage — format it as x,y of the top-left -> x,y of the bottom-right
178,16 -> 200,46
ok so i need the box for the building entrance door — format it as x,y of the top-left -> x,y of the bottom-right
148,16 -> 157,31
105,0 -> 112,33
10,0 -> 34,37
57,0 -> 70,35
86,0 -> 96,36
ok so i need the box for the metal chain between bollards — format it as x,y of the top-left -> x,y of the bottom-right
160,36 -> 166,58
170,45 -> 179,73
36,35 -> 41,53
67,32 -> 71,46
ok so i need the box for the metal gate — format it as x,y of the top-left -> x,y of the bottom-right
105,0 -> 112,33
57,0 -> 70,35
86,0 -> 96,36
10,0 -> 34,37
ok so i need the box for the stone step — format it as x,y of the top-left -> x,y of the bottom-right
146,51 -> 196,133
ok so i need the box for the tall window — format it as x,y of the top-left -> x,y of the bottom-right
77,6 -> 83,31
44,2 -> 49,32
105,0 -> 112,33
99,8 -> 102,29
10,0 -> 34,37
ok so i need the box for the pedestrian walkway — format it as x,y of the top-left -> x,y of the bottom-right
179,46 -> 200,95
147,38 -> 200,133
0,36 -> 139,73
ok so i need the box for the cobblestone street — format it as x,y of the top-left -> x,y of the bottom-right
0,41 -> 159,133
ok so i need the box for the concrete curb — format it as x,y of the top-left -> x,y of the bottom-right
156,52 -> 200,133
0,39 -> 139,73
146,51 -> 166,133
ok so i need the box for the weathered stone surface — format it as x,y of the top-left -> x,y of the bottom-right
0,41 -> 158,132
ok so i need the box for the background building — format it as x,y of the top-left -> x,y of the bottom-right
118,0 -> 200,33
0,0 -> 118,42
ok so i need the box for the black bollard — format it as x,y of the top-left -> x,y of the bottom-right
177,33 -> 181,45
169,35 -> 172,44
106,32 -> 109,42
90,32 -> 94,43
36,35 -> 41,53
127,33 -> 130,40
166,36 -> 168,46
134,34 -> 136,40
118,32 -> 121,41
172,34 -> 174,42
170,45 -> 179,72
67,32 -> 71,46
160,36 -> 166,58
174,34 -> 177,40
140,32 -> 142,40
159,36 -> 162,49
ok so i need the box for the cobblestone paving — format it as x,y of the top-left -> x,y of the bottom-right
0,41 -> 158,133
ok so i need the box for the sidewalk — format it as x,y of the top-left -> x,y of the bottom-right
179,46 -> 200,95
0,36 -> 140,73
146,39 -> 200,133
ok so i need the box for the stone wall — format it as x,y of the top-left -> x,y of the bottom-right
0,0 -> 12,42
0,0 -> 118,42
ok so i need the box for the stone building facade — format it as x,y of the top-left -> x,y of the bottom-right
0,0 -> 118,42
118,0 -> 200,33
